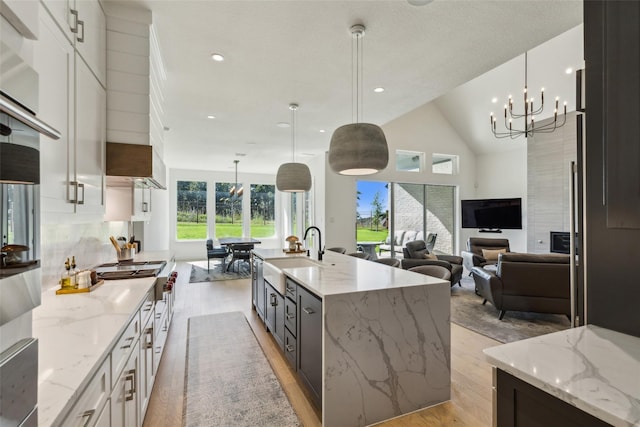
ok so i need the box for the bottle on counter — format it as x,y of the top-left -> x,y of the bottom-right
70,256 -> 78,288
60,258 -> 72,289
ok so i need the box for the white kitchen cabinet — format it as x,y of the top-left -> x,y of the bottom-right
36,3 -> 106,219
110,340 -> 140,427
139,301 -> 155,418
41,0 -> 106,86
60,356 -> 111,427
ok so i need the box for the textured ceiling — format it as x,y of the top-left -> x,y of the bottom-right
112,0 -> 583,174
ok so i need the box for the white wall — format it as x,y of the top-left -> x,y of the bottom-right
473,146 -> 528,252
169,168 -> 281,260
312,101 -> 477,255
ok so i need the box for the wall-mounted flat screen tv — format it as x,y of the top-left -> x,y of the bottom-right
461,198 -> 522,230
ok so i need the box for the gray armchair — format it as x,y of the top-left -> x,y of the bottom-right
401,240 -> 463,286
461,237 -> 510,273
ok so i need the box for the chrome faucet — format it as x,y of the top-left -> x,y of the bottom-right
303,226 -> 323,261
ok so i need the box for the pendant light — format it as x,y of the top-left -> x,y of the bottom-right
276,103 -> 312,192
230,159 -> 243,197
329,24 -> 388,176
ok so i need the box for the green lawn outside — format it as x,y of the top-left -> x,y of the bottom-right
176,222 -> 275,240
355,228 -> 388,247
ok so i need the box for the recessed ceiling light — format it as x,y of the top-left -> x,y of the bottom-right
319,129 -> 326,133
207,115 -> 216,119
301,153 -> 315,157
491,97 -> 498,103
277,122 -> 290,128
374,87 -> 385,93
565,67 -> 573,74
211,53 -> 224,62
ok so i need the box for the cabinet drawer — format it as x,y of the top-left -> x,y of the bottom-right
62,356 -> 111,427
285,297 -> 296,336
154,300 -> 167,340
284,328 -> 297,369
111,312 -> 140,388
285,278 -> 297,300
140,290 -> 155,326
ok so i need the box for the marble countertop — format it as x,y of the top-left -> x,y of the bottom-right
484,325 -> 640,427
252,248 -> 447,297
33,250 -> 171,426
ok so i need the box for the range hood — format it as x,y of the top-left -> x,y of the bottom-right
106,142 -> 166,189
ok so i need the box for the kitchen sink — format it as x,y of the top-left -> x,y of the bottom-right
263,257 -> 322,294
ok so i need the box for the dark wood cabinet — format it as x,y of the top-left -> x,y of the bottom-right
496,369 -> 610,427
252,258 -> 265,321
297,284 -> 322,408
264,281 -> 285,350
584,0 -> 640,338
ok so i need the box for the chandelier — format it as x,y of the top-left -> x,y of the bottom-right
490,52 -> 567,139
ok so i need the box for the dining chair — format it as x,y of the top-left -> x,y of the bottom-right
347,252 -> 371,260
374,258 -> 400,268
228,243 -> 253,272
206,239 -> 229,272
326,247 -> 347,254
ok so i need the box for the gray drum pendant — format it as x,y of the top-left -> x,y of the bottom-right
328,123 -> 388,175
276,162 -> 312,192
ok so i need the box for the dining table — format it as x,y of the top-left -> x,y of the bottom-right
217,237 -> 262,271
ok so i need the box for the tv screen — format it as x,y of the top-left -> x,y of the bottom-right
461,198 -> 522,230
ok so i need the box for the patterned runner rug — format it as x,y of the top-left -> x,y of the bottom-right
183,311 -> 300,427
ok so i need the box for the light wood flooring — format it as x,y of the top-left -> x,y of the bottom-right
143,261 -> 499,427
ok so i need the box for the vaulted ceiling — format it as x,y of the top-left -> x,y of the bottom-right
115,0 -> 583,174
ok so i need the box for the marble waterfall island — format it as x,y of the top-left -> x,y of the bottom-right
253,249 -> 451,426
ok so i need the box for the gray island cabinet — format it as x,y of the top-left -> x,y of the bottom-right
252,249 -> 451,427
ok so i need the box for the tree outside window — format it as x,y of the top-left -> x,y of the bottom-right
176,181 -> 207,240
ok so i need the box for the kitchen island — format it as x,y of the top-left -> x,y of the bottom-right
484,325 -> 640,427
33,251 -> 174,427
252,249 -> 451,427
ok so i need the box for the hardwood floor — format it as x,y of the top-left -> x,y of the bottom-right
143,261 -> 499,427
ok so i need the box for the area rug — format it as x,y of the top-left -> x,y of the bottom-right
188,260 -> 251,283
183,311 -> 300,427
451,276 -> 570,343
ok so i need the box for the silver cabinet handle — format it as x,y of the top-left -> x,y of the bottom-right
77,20 -> 85,43
286,286 -> 295,294
285,344 -> 294,352
79,409 -> 95,427
286,313 -> 294,319
70,9 -> 79,33
303,307 -> 315,315
144,327 -> 154,349
77,182 -> 85,204
121,336 -> 134,349
270,293 -> 277,306
155,312 -> 161,319
124,370 -> 136,401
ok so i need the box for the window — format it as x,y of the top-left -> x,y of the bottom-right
356,181 -> 388,247
250,184 -> 275,238
432,153 -> 459,175
215,182 -> 243,237
176,181 -> 207,240
396,150 -> 423,172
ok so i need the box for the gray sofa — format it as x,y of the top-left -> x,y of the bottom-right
471,252 -> 571,320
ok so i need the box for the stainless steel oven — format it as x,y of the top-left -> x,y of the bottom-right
0,31 -> 59,427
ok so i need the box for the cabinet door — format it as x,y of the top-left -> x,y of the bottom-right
74,56 -> 105,215
36,7 -> 75,216
111,341 -> 140,427
264,281 -> 277,334
40,0 -> 76,43
297,284 -> 322,407
255,260 -> 265,321
74,0 -> 106,86
139,318 -> 154,419
274,291 -> 285,349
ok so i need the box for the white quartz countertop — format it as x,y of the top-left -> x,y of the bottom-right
484,325 -> 640,427
253,248 -> 447,297
32,251 -> 172,426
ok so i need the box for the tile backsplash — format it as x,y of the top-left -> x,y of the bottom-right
41,221 -> 129,291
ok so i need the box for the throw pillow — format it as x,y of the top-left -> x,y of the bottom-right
482,248 -> 507,261
422,253 -> 438,260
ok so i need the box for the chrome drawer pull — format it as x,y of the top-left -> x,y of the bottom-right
121,336 -> 134,349
286,286 -> 295,293
285,344 -> 294,352
286,313 -> 294,319
303,307 -> 315,315
79,409 -> 95,427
